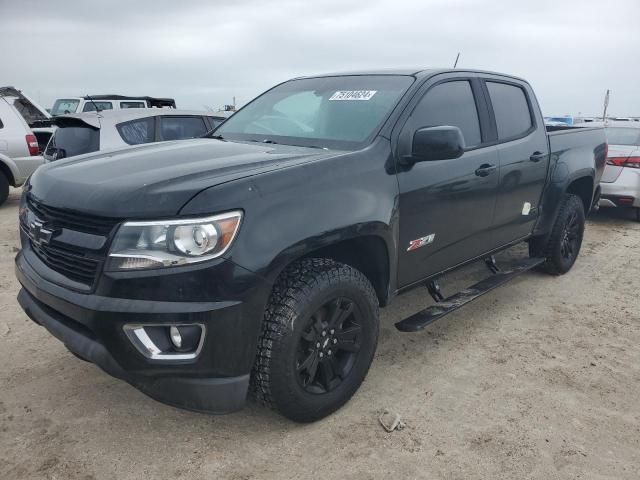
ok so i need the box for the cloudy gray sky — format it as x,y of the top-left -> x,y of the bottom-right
1,0 -> 638,116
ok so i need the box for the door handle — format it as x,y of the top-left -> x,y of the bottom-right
475,164 -> 497,177
530,151 -> 546,162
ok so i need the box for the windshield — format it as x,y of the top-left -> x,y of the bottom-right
51,99 -> 80,116
606,127 -> 640,146
215,75 -> 414,149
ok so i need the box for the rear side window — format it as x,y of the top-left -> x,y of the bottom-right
117,117 -> 155,145
46,127 -> 100,159
159,116 -> 207,140
486,82 -> 533,140
120,101 -> 146,109
411,80 -> 482,148
83,101 -> 113,112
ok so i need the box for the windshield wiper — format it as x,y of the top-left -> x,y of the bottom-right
206,133 -> 225,140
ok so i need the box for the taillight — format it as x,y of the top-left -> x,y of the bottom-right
25,134 -> 39,156
607,156 -> 640,168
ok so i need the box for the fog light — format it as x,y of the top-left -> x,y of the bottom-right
169,326 -> 182,348
123,323 -> 205,360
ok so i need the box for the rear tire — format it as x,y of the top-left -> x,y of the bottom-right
251,258 -> 379,422
529,194 -> 585,275
0,173 -> 9,206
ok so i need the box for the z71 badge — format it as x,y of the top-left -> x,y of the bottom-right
407,233 -> 436,252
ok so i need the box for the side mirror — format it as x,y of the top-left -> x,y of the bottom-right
408,126 -> 465,162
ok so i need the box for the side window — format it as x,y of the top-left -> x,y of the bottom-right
120,101 -> 146,109
411,81 -> 482,148
83,101 -> 113,112
159,116 -> 208,140
486,82 -> 533,140
117,117 -> 155,145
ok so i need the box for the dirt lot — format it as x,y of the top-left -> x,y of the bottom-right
1,187 -> 639,480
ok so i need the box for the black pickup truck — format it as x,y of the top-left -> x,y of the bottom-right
16,69 -> 606,422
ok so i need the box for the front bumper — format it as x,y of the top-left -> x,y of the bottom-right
599,167 -> 640,208
15,248 -> 271,414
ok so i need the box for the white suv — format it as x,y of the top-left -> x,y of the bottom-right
44,109 -> 231,161
0,96 -> 45,205
50,95 -> 176,116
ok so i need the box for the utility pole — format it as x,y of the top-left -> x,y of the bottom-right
602,89 -> 610,121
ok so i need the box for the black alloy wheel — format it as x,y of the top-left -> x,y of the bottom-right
296,297 -> 363,394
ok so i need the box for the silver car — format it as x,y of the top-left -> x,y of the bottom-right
0,95 -> 45,205
44,109 -> 231,161
596,122 -> 640,221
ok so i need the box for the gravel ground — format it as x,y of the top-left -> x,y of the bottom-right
1,187 -> 639,480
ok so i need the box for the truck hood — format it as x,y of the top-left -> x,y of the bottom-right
28,139 -> 335,217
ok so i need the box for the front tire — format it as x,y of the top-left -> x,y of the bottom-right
529,193 -> 585,275
251,258 -> 379,422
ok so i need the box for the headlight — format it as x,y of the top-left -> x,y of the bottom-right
107,211 -> 242,271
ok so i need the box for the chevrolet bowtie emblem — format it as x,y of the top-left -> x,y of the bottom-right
29,220 -> 54,246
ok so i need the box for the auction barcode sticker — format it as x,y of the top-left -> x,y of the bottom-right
329,90 -> 377,101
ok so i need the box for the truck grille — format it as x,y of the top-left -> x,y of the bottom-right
27,196 -> 120,236
24,196 -> 122,288
30,242 -> 100,285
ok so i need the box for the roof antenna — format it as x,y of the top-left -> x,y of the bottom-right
86,94 -> 101,113
453,52 -> 461,68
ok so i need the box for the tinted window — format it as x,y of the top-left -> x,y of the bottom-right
45,126 -> 100,159
159,116 -> 207,140
117,117 -> 155,145
487,82 -> 533,140
120,101 -> 146,109
605,127 -> 640,146
217,75 -> 414,149
411,81 -> 481,147
83,101 -> 113,112
51,99 -> 80,116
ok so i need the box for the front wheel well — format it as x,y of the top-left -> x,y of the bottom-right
566,176 -> 594,214
302,236 -> 390,307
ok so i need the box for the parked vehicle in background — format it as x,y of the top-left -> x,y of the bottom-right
0,86 -> 54,152
588,121 -> 640,221
16,69 -> 605,422
0,96 -> 45,205
50,95 -> 177,116
544,115 -> 574,126
44,109 -> 231,161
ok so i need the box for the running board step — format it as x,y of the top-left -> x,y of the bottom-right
395,257 -> 546,332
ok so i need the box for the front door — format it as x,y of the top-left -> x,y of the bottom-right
396,78 -> 499,287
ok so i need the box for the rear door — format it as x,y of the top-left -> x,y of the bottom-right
395,75 -> 500,287
482,78 -> 549,244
